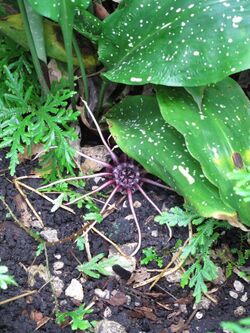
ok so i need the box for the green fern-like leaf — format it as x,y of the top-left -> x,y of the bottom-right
77,253 -> 118,279
0,65 -> 79,178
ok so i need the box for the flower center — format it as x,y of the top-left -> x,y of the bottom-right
112,162 -> 140,190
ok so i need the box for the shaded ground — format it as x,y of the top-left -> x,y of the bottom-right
0,149 -> 249,333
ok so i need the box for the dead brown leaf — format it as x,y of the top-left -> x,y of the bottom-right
131,307 -> 158,321
170,318 -> 186,333
30,310 -> 50,330
35,316 -> 51,331
127,267 -> 151,286
27,265 -> 50,287
80,145 -> 111,173
18,143 -> 45,163
13,194 -> 42,229
48,59 -> 62,84
108,291 -> 127,306
30,310 -> 43,322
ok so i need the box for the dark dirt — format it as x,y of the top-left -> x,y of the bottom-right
0,149 -> 249,333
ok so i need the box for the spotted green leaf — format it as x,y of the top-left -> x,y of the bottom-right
99,0 -> 250,86
107,96 -> 237,222
0,14 -> 98,71
26,0 -> 90,22
157,78 -> 250,226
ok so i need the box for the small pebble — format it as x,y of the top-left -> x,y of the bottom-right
95,320 -> 127,333
195,311 -> 203,320
53,261 -> 64,272
240,292 -> 248,303
94,176 -> 104,184
213,267 -> 226,285
124,214 -> 134,221
51,277 -> 64,297
229,290 -> 238,299
40,228 -> 58,242
65,279 -> 84,302
133,201 -> 141,208
166,271 -> 182,283
54,254 -> 61,260
94,288 -> 110,300
151,230 -> 158,237
193,297 -> 211,310
103,306 -> 112,318
179,304 -> 188,314
126,295 -> 132,306
234,306 -> 246,317
233,280 -> 244,293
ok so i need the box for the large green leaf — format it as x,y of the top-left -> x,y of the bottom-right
99,0 -> 250,87
0,14 -> 98,72
107,95 -> 237,223
26,0 -> 90,22
24,0 -> 46,63
73,10 -> 102,42
157,78 -> 250,226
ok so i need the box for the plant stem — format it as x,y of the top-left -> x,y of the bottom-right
72,35 -> 89,103
60,0 -> 75,109
44,244 -> 59,311
0,196 -> 42,242
95,80 -> 108,117
17,0 -> 49,96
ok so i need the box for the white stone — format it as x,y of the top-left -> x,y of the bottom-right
229,290 -> 238,299
179,304 -> 188,314
53,261 -> 64,272
151,230 -> 158,237
126,295 -> 132,306
65,279 -> 83,302
124,214 -> 134,221
240,292 -> 248,302
103,307 -> 112,318
195,311 -> 203,320
108,244 -> 137,273
40,228 -> 58,242
94,288 -> 110,300
234,306 -> 246,317
95,320 -> 127,333
193,297 -> 211,310
54,254 -> 61,260
166,270 -> 182,283
233,280 -> 244,293
51,277 -> 64,297
213,267 -> 226,285
133,201 -> 141,208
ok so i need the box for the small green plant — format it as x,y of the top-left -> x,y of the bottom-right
77,253 -> 118,279
229,167 -> 250,203
155,206 -> 231,302
56,304 -> 96,331
141,247 -> 163,268
221,317 -> 250,333
225,236 -> 250,281
0,67 -> 79,179
0,265 -> 17,290
39,180 -> 87,208
35,242 -> 45,257
75,236 -> 85,252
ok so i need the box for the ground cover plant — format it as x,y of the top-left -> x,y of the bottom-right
0,0 -> 250,332
0,265 -> 16,290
